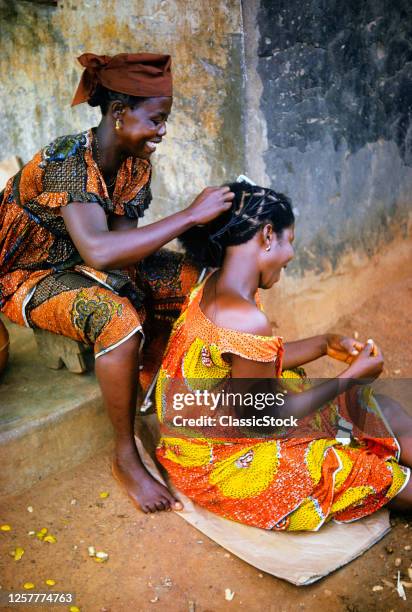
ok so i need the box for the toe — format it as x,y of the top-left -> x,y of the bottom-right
161,497 -> 172,510
163,490 -> 183,511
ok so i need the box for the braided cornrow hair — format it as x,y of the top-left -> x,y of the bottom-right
179,181 -> 295,267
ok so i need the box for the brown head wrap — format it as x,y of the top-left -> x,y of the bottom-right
71,52 -> 172,106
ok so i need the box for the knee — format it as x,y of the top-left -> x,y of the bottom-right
96,329 -> 142,364
118,330 -> 142,354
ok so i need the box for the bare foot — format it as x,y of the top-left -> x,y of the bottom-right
112,453 -> 183,514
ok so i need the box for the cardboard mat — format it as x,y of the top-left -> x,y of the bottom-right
135,418 -> 390,586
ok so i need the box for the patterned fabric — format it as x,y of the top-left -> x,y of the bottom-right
0,128 -> 152,311
3,250 -> 199,367
155,275 -> 410,531
0,128 -> 201,365
138,251 -> 201,391
27,274 -> 141,358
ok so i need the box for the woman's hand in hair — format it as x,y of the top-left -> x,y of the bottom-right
185,186 -> 234,225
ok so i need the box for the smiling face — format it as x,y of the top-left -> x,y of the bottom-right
259,225 -> 295,289
114,96 -> 173,159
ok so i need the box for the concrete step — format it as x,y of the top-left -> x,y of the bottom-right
0,315 -> 113,496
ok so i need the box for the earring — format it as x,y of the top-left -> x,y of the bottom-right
265,243 -> 271,252
115,119 -> 121,130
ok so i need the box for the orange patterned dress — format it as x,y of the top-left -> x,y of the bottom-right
0,129 -> 199,368
155,277 -> 410,531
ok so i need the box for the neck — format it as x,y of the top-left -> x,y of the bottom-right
216,244 -> 260,301
94,120 -> 125,176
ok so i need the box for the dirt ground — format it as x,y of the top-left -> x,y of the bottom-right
1,277 -> 412,612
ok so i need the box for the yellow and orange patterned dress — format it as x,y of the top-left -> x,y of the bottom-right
155,276 -> 410,531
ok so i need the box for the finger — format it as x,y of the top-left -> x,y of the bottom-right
338,338 -> 354,355
371,342 -> 382,358
349,341 -> 360,355
366,338 -> 378,357
343,338 -> 360,354
219,185 -> 231,193
373,345 -> 383,359
362,341 -> 373,356
223,191 -> 235,201
221,200 -> 233,210
206,185 -> 225,194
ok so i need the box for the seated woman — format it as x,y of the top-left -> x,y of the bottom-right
155,181 -> 412,531
0,52 -> 234,513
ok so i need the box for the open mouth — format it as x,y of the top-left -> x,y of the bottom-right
144,140 -> 162,153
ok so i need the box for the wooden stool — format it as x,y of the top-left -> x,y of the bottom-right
33,329 -> 93,374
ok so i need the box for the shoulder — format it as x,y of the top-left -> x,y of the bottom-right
18,130 -> 101,208
213,294 -> 273,337
210,294 -> 281,368
39,130 -> 90,167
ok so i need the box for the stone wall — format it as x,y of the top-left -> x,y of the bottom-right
243,0 -> 412,335
0,0 -> 244,220
1,0 -> 411,336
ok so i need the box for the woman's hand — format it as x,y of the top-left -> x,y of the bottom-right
342,341 -> 384,383
326,333 -> 365,364
185,186 -> 234,225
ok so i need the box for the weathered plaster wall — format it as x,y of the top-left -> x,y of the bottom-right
243,0 -> 412,336
0,0 -> 244,220
1,0 -> 411,337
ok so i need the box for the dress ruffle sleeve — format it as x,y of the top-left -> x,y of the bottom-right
16,132 -> 152,221
17,133 -> 114,215
36,190 -> 113,213
182,281 -> 284,376
217,328 -> 284,375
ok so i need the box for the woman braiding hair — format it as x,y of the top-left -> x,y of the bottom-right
0,52 -> 235,514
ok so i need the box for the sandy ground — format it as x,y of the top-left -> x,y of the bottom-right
1,277 -> 412,612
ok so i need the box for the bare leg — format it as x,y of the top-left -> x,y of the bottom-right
374,394 -> 412,511
95,332 -> 182,513
388,478 -> 412,511
375,393 -> 412,467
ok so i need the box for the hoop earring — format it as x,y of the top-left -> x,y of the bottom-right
115,119 -> 121,130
